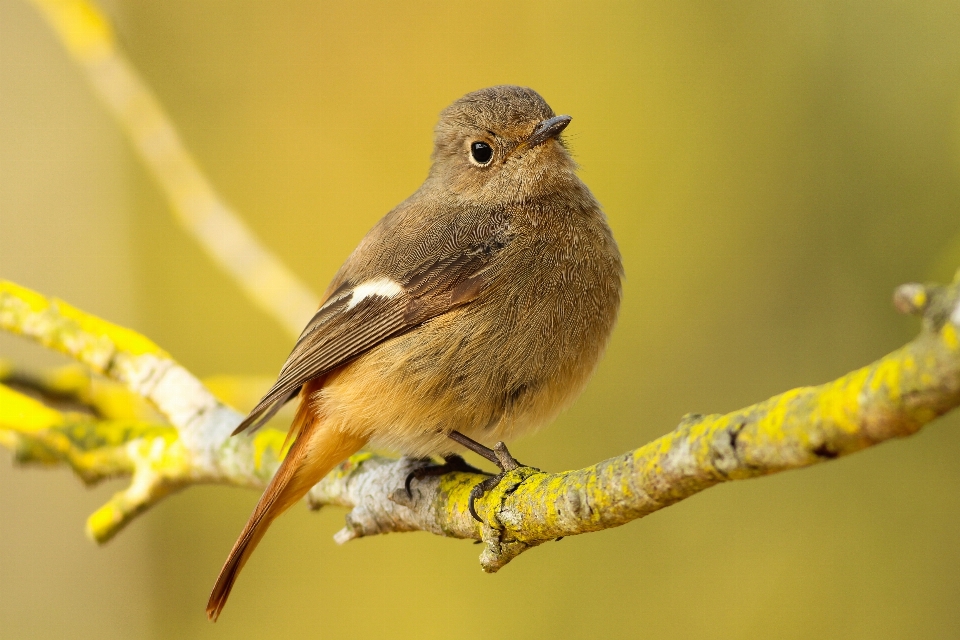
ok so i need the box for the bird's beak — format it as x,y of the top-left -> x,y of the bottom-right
525,115 -> 572,149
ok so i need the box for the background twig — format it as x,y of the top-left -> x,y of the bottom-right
29,0 -> 320,338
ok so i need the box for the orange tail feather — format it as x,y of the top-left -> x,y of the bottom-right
206,403 -> 366,621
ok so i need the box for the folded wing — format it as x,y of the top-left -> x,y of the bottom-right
231,244 -> 504,435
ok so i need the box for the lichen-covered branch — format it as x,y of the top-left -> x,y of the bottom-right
28,0 -> 320,338
307,273 -> 960,570
0,360 -> 158,420
2,275 -> 960,572
0,280 -> 238,453
0,383 -> 184,539
0,281 -> 289,541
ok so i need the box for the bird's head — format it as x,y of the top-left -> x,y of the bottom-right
429,85 -> 577,205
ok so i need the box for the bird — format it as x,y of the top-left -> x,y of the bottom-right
206,85 -> 623,621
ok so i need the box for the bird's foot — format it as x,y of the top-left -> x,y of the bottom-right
443,432 -> 541,523
404,454 -> 491,498
468,441 -> 538,523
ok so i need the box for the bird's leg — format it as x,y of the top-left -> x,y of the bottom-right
404,453 -> 491,497
447,430 -> 508,465
446,431 -> 535,522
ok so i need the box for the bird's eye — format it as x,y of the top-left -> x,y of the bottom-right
469,141 -> 493,166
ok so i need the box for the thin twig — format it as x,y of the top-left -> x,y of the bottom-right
28,0 -> 320,338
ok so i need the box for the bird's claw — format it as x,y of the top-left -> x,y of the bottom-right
468,441 -> 538,522
404,454 -> 490,498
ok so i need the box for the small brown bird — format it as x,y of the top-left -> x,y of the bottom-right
206,85 -> 623,621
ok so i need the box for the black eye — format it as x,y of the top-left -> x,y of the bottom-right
470,141 -> 493,165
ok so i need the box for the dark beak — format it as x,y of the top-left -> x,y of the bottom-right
525,115 -> 572,149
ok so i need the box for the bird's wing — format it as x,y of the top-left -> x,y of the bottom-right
231,242 -> 505,436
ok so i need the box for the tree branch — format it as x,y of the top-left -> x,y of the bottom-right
0,281 -> 287,541
2,274 -> 959,572
307,275 -> 960,570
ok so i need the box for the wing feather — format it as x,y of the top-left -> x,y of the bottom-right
232,297 -> 407,435
231,227 -> 511,436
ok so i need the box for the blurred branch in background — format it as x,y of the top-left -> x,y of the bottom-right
2,275 -> 959,571
28,0 -> 320,338
0,360 -> 158,420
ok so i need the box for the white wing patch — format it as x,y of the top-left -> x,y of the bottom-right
345,277 -> 404,310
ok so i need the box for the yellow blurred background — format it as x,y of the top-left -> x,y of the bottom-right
3,1 -> 960,638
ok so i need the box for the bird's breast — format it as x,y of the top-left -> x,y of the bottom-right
314,200 -> 622,456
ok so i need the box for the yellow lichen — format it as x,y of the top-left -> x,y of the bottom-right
912,288 -> 928,309
55,299 -> 166,357
942,323 -> 959,351
0,281 -> 167,359
0,384 -> 65,432
251,429 -> 287,471
86,502 -> 122,542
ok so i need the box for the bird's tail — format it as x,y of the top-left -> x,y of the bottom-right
206,401 -> 366,622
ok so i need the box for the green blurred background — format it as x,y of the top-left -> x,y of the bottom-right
3,1 -> 960,638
